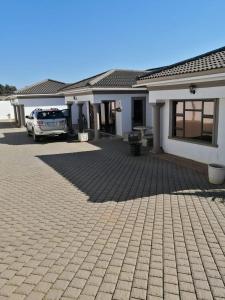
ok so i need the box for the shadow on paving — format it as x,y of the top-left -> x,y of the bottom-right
0,131 -> 70,146
37,139 -> 225,202
0,131 -> 36,145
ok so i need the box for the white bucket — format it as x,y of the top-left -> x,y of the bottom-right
78,132 -> 88,142
208,164 -> 225,185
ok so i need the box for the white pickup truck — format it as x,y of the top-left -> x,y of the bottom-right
25,108 -> 68,142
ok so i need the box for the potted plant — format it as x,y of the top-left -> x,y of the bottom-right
78,113 -> 88,142
208,163 -> 225,185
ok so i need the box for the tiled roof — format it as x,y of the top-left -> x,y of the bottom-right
61,70 -> 149,92
94,70 -> 148,87
16,79 -> 66,95
138,46 -> 225,81
61,72 -> 108,91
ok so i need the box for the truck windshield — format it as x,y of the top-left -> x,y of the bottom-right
37,111 -> 65,119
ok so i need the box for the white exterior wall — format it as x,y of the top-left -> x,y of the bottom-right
0,101 -> 14,119
65,95 -> 94,125
149,86 -> 225,165
94,93 -> 149,136
16,97 -> 67,116
66,93 -> 150,136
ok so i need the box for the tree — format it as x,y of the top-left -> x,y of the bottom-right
0,84 -> 17,95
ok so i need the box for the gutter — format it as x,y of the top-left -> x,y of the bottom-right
61,87 -> 147,96
133,72 -> 225,88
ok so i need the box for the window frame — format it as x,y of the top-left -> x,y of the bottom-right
170,99 -> 219,147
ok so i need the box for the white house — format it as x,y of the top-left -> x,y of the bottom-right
8,79 -> 67,127
135,46 -> 225,165
60,69 -> 154,138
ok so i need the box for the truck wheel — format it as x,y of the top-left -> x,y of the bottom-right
32,128 -> 40,142
27,129 -> 32,136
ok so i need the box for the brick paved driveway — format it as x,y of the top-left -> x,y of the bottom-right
0,122 -> 225,300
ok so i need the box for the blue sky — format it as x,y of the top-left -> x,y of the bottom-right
1,0 -> 225,88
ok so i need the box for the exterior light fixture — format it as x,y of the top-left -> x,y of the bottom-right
189,84 -> 196,94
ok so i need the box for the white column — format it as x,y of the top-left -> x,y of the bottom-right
17,105 -> 21,127
78,103 -> 84,132
93,103 -> 100,140
151,103 -> 164,154
13,105 -> 18,124
19,105 -> 25,127
86,102 -> 90,129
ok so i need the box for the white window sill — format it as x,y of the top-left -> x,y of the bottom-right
168,136 -> 218,148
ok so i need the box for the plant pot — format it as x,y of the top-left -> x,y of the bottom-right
130,142 -> 141,156
78,132 -> 88,142
208,164 -> 225,185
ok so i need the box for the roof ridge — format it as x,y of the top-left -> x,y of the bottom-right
111,68 -> 147,72
139,45 -> 225,80
46,79 -> 66,85
89,70 -> 115,86
60,71 -> 109,91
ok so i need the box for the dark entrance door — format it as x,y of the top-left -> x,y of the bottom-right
132,98 -> 146,127
99,101 -> 116,134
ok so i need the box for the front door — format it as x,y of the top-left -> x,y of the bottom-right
132,98 -> 146,127
99,101 -> 116,134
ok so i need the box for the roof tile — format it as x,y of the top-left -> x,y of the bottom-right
138,46 -> 225,81
61,70 -> 149,92
16,79 -> 66,95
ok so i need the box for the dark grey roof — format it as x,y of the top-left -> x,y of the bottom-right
94,70 -> 148,87
61,70 -> 148,91
16,79 -> 66,95
138,46 -> 225,81
61,72 -> 108,91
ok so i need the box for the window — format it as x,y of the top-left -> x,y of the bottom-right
172,100 -> 218,145
37,110 -> 65,119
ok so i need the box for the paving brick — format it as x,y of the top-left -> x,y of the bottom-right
116,280 -> 132,291
0,285 -> 17,297
148,285 -> 163,297
63,287 -> 81,298
196,289 -> 213,300
131,287 -> 147,299
7,294 -> 26,300
15,283 -> 34,296
26,291 -> 45,300
82,284 -> 99,296
0,126 -> 225,300
113,289 -> 130,300
52,280 -> 70,291
96,292 -> 112,300
43,273 -> 58,284
45,289 -> 64,300
34,281 -> 52,293
180,291 -> 197,300
179,281 -> 195,293
24,274 -> 42,285
9,276 -> 26,286
100,282 -> 116,294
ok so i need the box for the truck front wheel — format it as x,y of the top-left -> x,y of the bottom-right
32,128 -> 40,142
